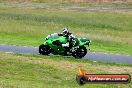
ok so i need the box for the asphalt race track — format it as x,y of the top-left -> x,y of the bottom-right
0,3 -> 132,11
0,44 -> 132,64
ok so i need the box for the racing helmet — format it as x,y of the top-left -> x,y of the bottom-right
62,28 -> 69,35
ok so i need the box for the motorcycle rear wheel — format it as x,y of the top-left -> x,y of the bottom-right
72,46 -> 87,58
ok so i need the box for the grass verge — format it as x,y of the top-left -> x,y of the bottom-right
0,52 -> 132,88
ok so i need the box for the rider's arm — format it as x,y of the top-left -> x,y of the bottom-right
58,34 -> 63,36
69,33 -> 75,40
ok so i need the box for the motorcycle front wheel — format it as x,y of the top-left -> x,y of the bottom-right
39,44 -> 51,55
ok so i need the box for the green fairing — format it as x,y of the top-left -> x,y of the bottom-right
43,36 -> 91,47
43,36 -> 67,45
43,36 -> 67,54
78,38 -> 91,46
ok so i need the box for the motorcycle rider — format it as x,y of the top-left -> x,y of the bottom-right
58,28 -> 76,49
45,27 -> 76,52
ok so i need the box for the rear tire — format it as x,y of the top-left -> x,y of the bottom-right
39,44 -> 51,55
72,46 -> 87,58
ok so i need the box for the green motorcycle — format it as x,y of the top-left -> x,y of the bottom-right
39,33 -> 91,58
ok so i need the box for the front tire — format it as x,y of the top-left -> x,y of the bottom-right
39,44 -> 51,55
72,46 -> 87,58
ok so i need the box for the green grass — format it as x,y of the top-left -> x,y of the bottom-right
32,2 -> 132,8
0,7 -> 132,55
0,0 -> 132,8
0,52 -> 132,88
